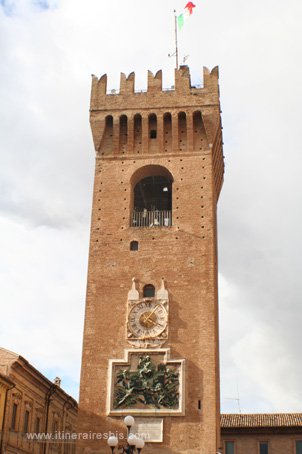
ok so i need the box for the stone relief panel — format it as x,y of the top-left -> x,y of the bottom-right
107,349 -> 185,416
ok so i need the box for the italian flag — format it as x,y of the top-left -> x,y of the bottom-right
178,2 -> 196,30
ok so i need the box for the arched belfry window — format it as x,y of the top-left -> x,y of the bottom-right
131,165 -> 173,228
143,284 -> 155,298
134,176 -> 172,211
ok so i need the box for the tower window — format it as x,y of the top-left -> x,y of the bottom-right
132,176 -> 172,227
134,176 -> 172,211
150,130 -> 157,139
131,165 -> 173,228
130,241 -> 139,251
143,284 -> 155,298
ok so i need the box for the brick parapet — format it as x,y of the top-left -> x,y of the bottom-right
90,66 -> 219,112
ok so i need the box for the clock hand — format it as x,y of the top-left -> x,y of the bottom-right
143,305 -> 160,324
140,314 -> 157,328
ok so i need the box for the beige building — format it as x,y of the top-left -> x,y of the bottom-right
0,347 -> 77,454
221,414 -> 302,454
0,371 -> 14,452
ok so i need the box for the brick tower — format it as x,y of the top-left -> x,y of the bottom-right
78,66 -> 224,454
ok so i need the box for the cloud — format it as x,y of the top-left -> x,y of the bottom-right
0,0 -> 56,16
0,215 -> 87,398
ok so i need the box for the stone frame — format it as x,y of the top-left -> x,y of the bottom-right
107,348 -> 185,416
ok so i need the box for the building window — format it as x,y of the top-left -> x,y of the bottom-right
11,403 -> 18,430
296,441 -> 302,454
35,416 -> 41,433
150,129 -> 157,139
52,419 -> 58,434
225,441 -> 235,454
130,241 -> 139,251
260,442 -> 268,454
143,284 -> 155,298
23,410 -> 30,433
134,175 -> 172,212
64,440 -> 71,454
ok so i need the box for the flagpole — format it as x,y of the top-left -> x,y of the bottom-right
174,10 -> 179,69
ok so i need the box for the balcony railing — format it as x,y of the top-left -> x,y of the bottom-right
131,210 -> 172,228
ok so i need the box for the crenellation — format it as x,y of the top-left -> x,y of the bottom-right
203,66 -> 219,93
90,74 -> 107,110
147,70 -> 162,93
90,66 -> 220,113
174,65 -> 191,94
120,71 -> 135,95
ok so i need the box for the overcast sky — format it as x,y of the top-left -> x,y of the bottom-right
1,0 -> 302,414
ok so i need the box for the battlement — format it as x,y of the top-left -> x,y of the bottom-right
90,66 -> 219,111
89,66 -> 223,197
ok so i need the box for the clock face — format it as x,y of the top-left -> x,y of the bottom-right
128,299 -> 168,339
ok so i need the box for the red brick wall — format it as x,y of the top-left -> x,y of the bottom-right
78,66 -> 224,454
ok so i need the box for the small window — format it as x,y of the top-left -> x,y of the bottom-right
143,284 -> 155,298
260,442 -> 268,454
52,419 -> 58,434
296,441 -> 302,454
150,129 -> 157,139
225,441 -> 235,454
23,410 -> 30,433
11,403 -> 18,430
64,434 -> 71,454
130,241 -> 139,251
35,416 -> 41,433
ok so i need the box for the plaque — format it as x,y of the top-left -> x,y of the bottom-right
130,417 -> 163,443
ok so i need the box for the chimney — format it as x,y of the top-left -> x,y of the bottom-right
53,377 -> 61,387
